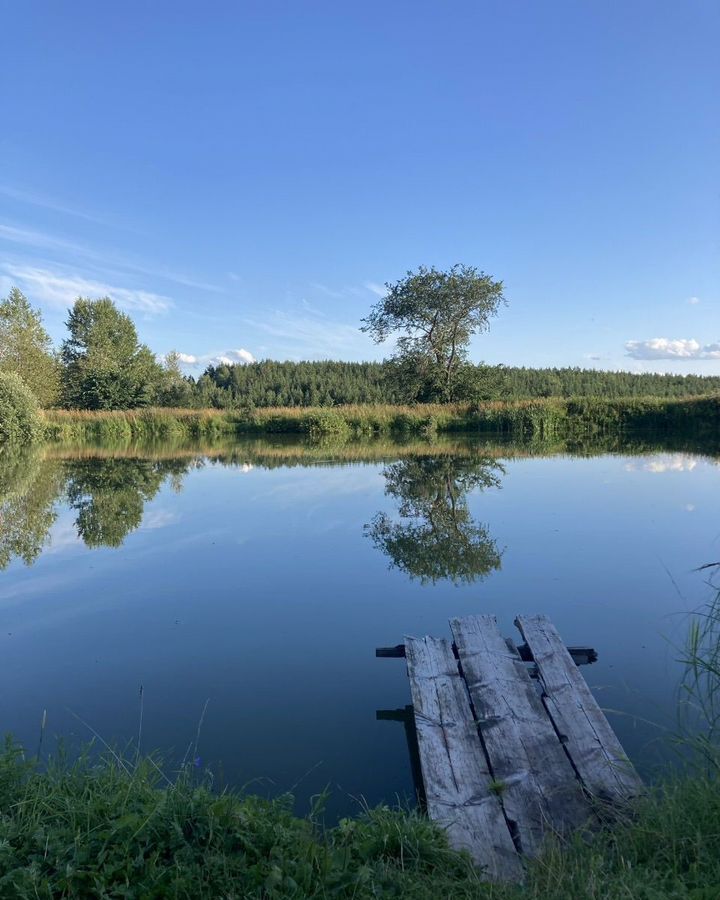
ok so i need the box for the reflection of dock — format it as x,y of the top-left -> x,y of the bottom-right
377,615 -> 642,882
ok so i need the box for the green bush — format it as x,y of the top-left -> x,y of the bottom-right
0,372 -> 42,444
302,409 -> 352,440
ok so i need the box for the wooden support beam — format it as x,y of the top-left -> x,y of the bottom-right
376,706 -> 425,807
376,642 -> 598,666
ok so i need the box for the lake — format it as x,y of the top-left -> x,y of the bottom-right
1,434 -> 718,820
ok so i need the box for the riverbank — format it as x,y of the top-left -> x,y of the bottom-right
1,740 -> 718,898
41,394 -> 720,444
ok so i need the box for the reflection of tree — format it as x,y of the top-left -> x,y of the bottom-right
64,458 -> 190,548
365,455 -> 504,584
0,449 -> 62,569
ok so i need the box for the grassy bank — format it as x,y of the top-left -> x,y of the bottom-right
41,394 -> 720,444
1,741 -> 719,899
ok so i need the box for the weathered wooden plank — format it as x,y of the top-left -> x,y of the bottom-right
449,615 -> 591,856
404,635 -> 523,881
515,615 -> 643,802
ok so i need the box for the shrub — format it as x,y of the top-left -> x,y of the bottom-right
0,372 -> 42,444
302,409 -> 351,440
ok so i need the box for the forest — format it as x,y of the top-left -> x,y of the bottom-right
197,359 -> 720,408
2,285 -> 720,415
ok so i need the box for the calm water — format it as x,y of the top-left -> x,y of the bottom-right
1,436 -> 719,819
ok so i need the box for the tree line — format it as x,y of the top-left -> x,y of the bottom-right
2,283 -> 720,412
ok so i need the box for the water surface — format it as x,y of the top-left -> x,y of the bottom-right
1,435 -> 718,818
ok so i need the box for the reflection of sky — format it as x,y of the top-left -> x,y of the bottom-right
2,449 -> 720,820
624,453 -> 719,474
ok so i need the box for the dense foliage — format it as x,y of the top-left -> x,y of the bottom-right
361,264 -> 505,402
196,361 -> 720,408
60,298 -> 165,410
0,372 -> 43,445
198,360 -> 399,407
0,288 -> 60,408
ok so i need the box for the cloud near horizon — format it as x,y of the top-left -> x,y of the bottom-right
625,337 -> 720,360
176,348 -> 256,368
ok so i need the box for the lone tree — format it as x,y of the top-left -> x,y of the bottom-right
61,298 -> 162,410
361,264 -> 505,402
0,287 -> 60,407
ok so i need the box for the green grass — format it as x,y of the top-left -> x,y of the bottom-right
1,740 -> 719,899
40,394 -> 720,445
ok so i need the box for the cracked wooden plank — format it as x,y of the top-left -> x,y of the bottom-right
405,635 -> 523,881
449,615 -> 592,856
515,615 -> 643,803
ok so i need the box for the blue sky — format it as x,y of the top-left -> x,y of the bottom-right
1,1 -> 718,373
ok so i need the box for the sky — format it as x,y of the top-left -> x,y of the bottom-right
1,0 -> 718,374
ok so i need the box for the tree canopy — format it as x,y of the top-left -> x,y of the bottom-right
60,297 -> 162,410
0,287 -> 60,407
0,371 -> 43,444
362,264 -> 505,402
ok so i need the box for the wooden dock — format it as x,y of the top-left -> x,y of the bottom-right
378,614 -> 642,881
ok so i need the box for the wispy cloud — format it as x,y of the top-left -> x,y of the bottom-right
625,337 -> 720,360
244,310 -> 372,360
309,282 -> 347,300
140,510 -> 179,530
3,264 -> 172,315
308,280 -> 386,301
0,184 -> 114,226
0,222 -> 87,256
365,281 -> 386,298
0,220 -> 221,292
687,296 -> 701,305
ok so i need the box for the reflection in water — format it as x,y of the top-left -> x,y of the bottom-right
1,435 -> 718,573
0,449 -> 62,569
365,455 -> 504,585
65,458 -> 192,548
0,452 -> 197,566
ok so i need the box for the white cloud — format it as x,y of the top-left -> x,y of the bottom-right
687,296 -> 701,305
210,348 -> 256,366
2,265 -> 172,315
365,281 -> 386,297
176,348 -> 256,369
625,337 -> 720,360
645,457 -> 697,473
625,454 -> 713,474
